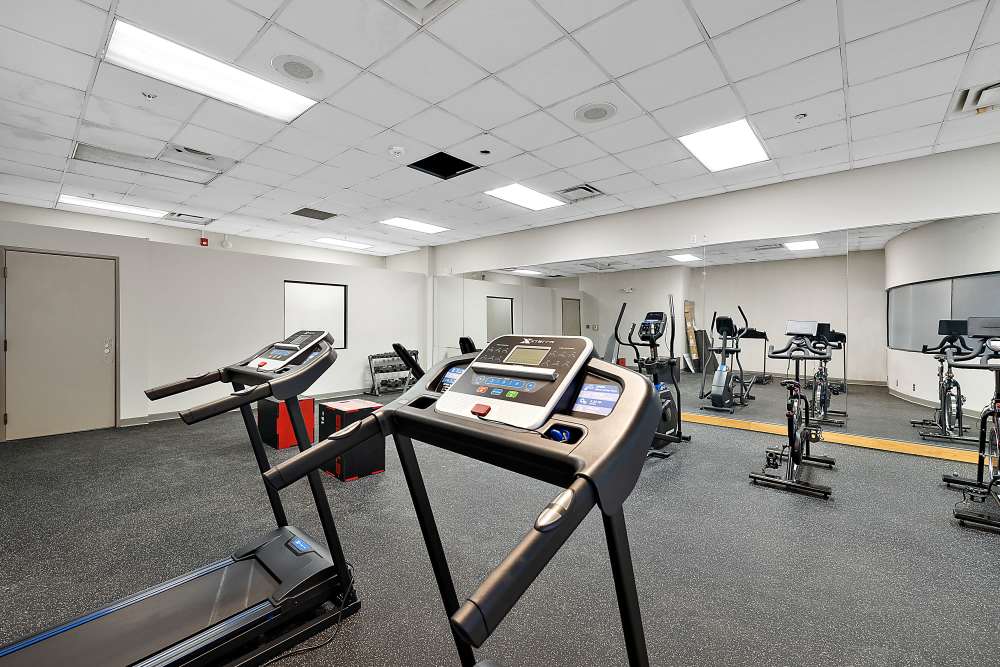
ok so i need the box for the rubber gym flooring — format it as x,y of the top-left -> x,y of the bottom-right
1,412 -> 997,666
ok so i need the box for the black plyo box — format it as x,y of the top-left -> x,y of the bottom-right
318,400 -> 384,481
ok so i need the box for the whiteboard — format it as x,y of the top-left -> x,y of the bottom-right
284,281 -> 347,349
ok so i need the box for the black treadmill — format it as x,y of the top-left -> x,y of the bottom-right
266,334 -> 660,666
0,331 -> 358,667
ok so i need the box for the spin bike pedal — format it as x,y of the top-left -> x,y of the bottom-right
805,425 -> 822,441
764,449 -> 782,470
963,487 -> 989,504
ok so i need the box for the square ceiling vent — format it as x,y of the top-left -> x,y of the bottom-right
382,0 -> 460,24
408,151 -> 479,180
291,207 -> 337,220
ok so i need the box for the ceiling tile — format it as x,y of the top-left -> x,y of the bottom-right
586,115 -> 667,153
937,110 -> 1000,144
976,2 -> 1000,47
232,0 -> 284,18
491,111 -> 575,150
615,184 -> 674,207
0,158 -> 63,183
688,0 -> 797,37
663,173 -> 721,197
714,0 -> 839,81
590,171 -> 652,194
852,124 -> 939,160
84,96 -> 183,141
394,107 -> 480,148
0,145 -> 68,171
750,90 -> 845,138
297,163 -> 365,190
847,54 -> 965,115
846,1 -> 985,84
490,153 -> 556,180
776,143 -> 850,173
765,119 -> 847,157
0,26 -> 94,90
851,93 -> 950,140
497,39 -> 608,107
639,158 -> 705,184
269,126 -> 346,161
326,149 -> 397,179
438,78 -> 537,130
351,166 -> 438,199
116,0 -> 265,61
291,103 -> 384,145
533,136 -> 606,168
279,174 -> 340,197
225,162 -> 291,187
713,160 -> 781,185
237,24 -> 360,101
429,0 -> 562,72
960,42 -> 1000,88
0,173 -> 61,200
207,175 -> 271,197
565,155 -> 629,181
853,146 -> 933,168
615,139 -> 689,170
174,124 -> 257,160
536,0 -> 629,32
356,129 -> 438,164
187,99 -> 285,144
372,33 -> 484,103
651,86 -> 744,137
91,63 -> 205,121
3,0 -> 108,55
243,146 -> 318,175
447,134 -> 522,166
842,0 -> 969,41
546,83 -> 644,134
278,0 -> 414,68
0,68 -> 86,118
574,0 -> 702,76
134,171 -> 204,195
63,171 -> 132,194
619,45 -> 727,111
736,48 -> 843,113
521,169 -> 581,193
783,162 -> 850,180
329,73 -> 428,128
78,121 -> 166,157
0,98 -> 78,139
936,130 -> 1000,153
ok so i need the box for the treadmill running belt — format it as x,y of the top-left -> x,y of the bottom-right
2,559 -> 278,666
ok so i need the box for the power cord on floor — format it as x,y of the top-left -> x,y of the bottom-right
260,564 -> 355,666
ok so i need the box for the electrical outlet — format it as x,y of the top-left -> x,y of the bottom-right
912,384 -> 916,391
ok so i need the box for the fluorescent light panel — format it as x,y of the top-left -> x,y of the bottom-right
315,237 -> 373,250
58,194 -> 167,218
784,240 -> 819,251
484,184 -> 566,211
379,217 -> 449,234
512,269 -> 543,276
678,119 -> 769,172
105,20 -> 316,122
669,254 -> 701,262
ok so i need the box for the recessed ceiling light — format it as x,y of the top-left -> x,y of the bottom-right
105,20 -> 316,122
58,194 -> 167,218
512,269 -> 543,276
784,240 -> 819,251
669,254 -> 701,262
315,237 -> 373,250
678,118 -> 769,172
379,217 -> 450,234
484,184 -> 566,211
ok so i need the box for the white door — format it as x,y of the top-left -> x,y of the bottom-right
3,251 -> 116,440
561,298 -> 582,336
486,296 -> 513,342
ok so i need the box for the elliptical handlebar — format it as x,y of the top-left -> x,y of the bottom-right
736,305 -> 750,339
667,294 -> 676,359
613,302 -> 643,364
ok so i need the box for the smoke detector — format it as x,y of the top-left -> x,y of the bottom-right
388,146 -> 406,159
271,55 -> 323,83
575,102 -> 617,124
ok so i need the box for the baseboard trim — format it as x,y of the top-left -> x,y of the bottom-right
888,388 -> 980,418
682,411 -> 979,464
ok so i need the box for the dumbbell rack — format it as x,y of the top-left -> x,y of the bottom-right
366,349 -> 418,396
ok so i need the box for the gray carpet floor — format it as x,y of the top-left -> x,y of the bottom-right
1,413 -> 997,666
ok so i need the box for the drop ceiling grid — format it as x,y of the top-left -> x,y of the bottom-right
0,0 -> 997,255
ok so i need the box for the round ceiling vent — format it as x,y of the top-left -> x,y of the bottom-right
271,55 -> 323,83
575,102 -> 617,123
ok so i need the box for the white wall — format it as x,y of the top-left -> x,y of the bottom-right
1,215 -> 426,423
884,215 -> 1000,410
433,143 -> 1000,276
847,250 -> 888,382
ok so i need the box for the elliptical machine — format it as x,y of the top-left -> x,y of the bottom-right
809,323 -> 848,427
911,319 -> 976,444
613,295 -> 691,458
750,321 -> 835,498
700,306 -> 756,413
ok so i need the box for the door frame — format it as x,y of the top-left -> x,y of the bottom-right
1,246 -> 121,442
561,297 -> 582,336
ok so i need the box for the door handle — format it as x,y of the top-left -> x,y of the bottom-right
104,337 -> 113,355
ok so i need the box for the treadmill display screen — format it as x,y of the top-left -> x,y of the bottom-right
503,345 -> 550,366
268,348 -> 294,359
572,383 -> 620,416
440,365 -> 467,390
288,333 -> 311,345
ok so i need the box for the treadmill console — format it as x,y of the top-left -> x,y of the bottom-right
435,335 -> 594,429
247,330 -> 327,372
637,312 -> 666,341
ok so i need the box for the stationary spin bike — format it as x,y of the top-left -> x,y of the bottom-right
809,323 -> 848,427
613,295 -> 691,458
911,319 -> 976,445
700,307 -> 756,413
749,320 -> 835,498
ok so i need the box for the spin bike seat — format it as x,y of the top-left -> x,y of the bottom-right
780,380 -> 800,389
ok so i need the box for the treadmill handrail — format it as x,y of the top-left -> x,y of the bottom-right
180,383 -> 273,425
393,343 -> 424,380
145,370 -> 222,401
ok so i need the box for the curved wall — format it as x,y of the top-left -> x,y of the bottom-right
884,215 -> 1000,408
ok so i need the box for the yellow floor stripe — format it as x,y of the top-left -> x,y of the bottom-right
682,412 -> 980,464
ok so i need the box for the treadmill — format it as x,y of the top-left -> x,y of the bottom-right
267,334 -> 660,666
0,331 -> 358,667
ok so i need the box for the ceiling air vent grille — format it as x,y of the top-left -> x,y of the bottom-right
556,184 -> 603,202
408,151 -> 479,180
291,207 -> 337,221
752,243 -> 784,251
164,212 -> 214,225
580,260 -> 625,271
956,81 -> 1000,113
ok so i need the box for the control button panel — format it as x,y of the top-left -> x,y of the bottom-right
287,536 -> 313,555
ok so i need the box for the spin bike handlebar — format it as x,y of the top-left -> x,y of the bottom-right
769,336 -> 831,361
921,336 -> 972,355
946,339 -> 1000,370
